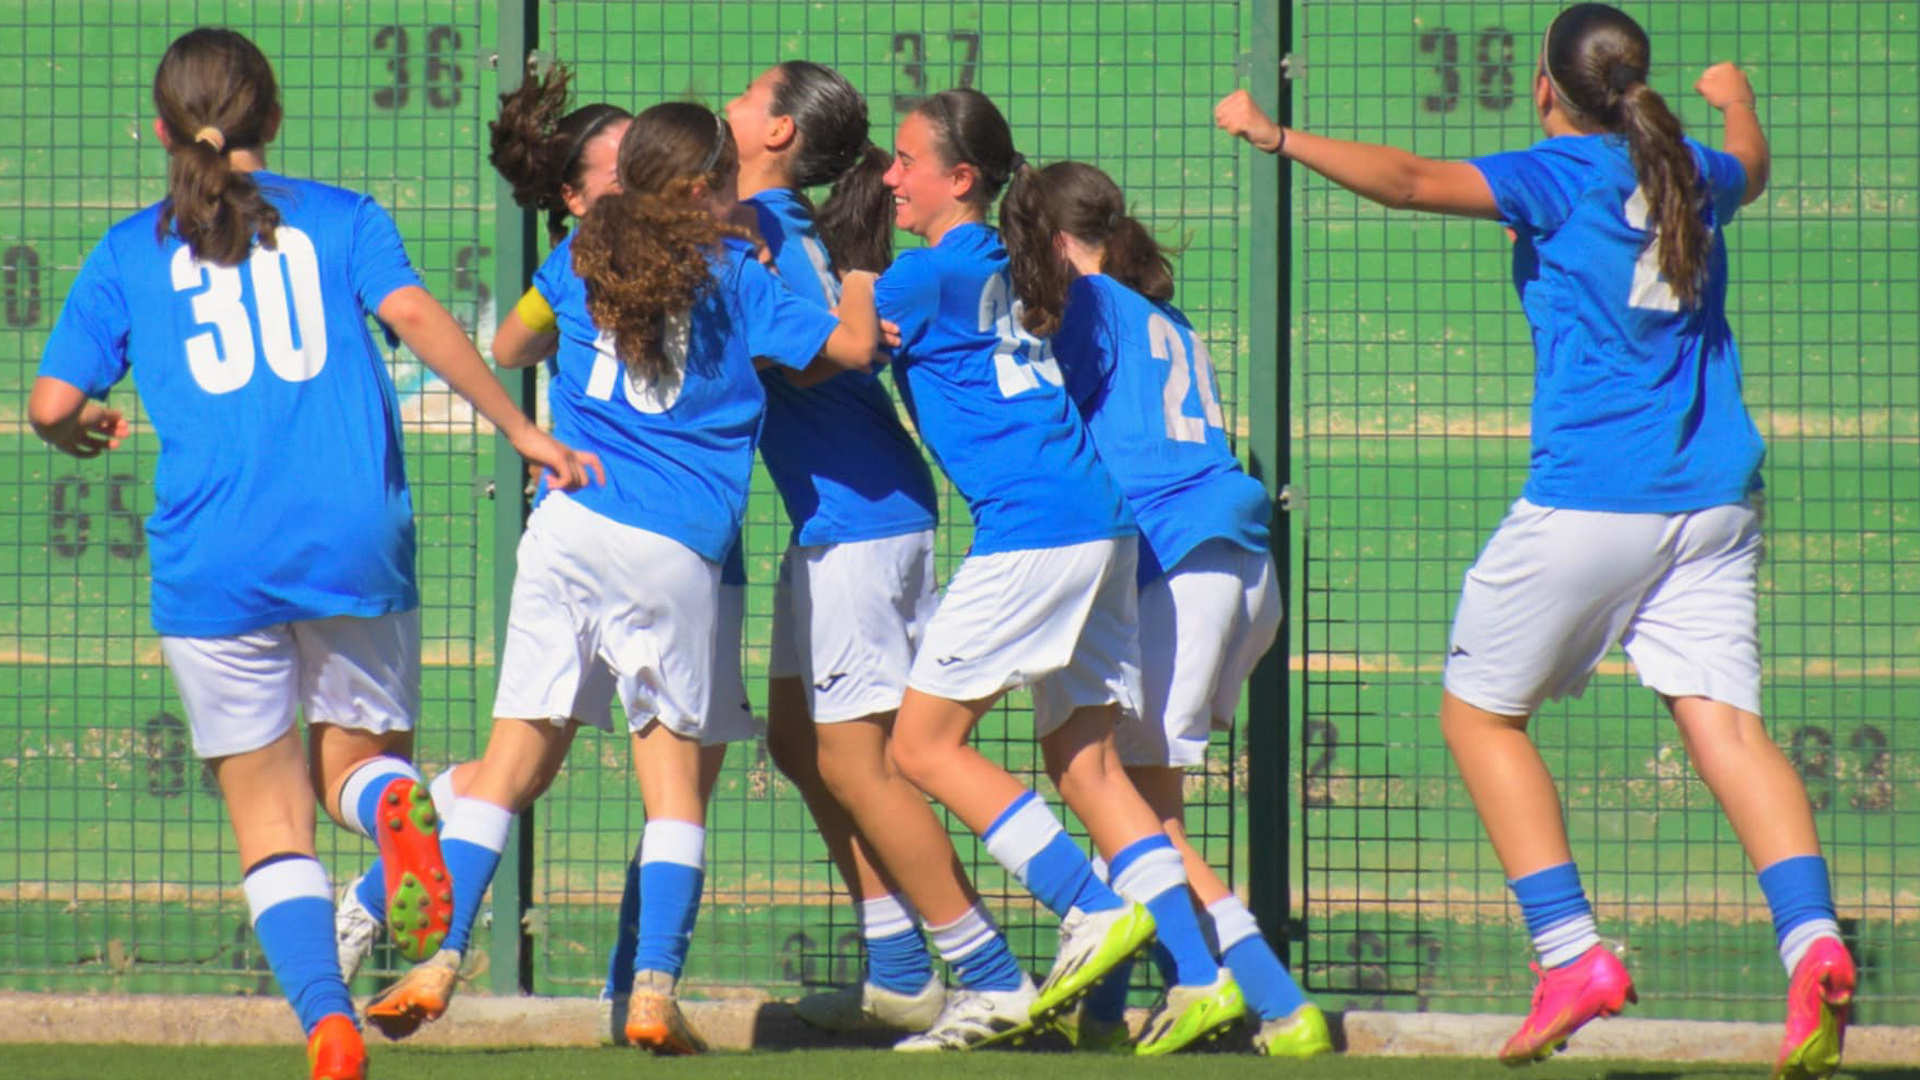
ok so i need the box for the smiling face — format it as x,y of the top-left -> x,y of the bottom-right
561,117 -> 630,218
883,111 -> 976,240
725,66 -> 789,170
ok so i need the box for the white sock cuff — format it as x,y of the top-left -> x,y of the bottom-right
441,797 -> 514,853
1206,894 -> 1262,952
337,756 -> 421,837
1111,845 -> 1187,905
640,819 -> 706,868
1535,913 -> 1602,969
427,768 -> 460,820
243,857 -> 331,926
927,904 -> 1000,963
1090,855 -> 1110,884
1780,918 -> 1843,974
857,894 -> 919,939
981,795 -> 1064,885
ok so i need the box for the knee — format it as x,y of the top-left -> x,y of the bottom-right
887,733 -> 938,792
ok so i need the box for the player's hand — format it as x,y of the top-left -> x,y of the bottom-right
1214,89 -> 1285,154
1695,62 -> 1755,111
511,427 -> 605,492
44,401 -> 129,459
879,319 -> 902,351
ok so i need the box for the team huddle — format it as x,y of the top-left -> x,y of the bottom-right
30,6 -> 1856,1080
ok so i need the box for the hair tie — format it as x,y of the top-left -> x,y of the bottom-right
1607,65 -> 1643,92
193,126 -> 226,152
699,112 -> 727,175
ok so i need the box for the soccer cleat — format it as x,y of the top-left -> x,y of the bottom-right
335,877 -> 381,985
375,778 -> 454,962
1030,903 -> 1156,1025
364,947 -> 461,1040
1253,1003 -> 1334,1059
624,970 -> 708,1055
1773,936 -> 1855,1080
1055,1000 -> 1133,1053
1134,969 -> 1247,1056
893,976 -> 1039,1052
794,975 -> 946,1032
306,1014 -> 367,1080
1498,943 -> 1636,1065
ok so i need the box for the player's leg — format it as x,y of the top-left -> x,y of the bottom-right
1625,502 -> 1850,1080
164,626 -> 364,1079
337,763 -> 469,983
363,716 -> 578,1039
620,718 -> 711,1054
1445,502 -> 1675,1062
297,609 -> 451,967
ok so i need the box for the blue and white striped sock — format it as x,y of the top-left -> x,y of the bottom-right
982,792 -> 1122,918
632,820 -> 705,980
440,797 -> 513,954
244,854 -> 353,1035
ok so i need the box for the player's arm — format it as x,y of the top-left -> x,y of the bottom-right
1696,62 -> 1768,205
376,284 -> 603,490
786,269 -> 884,388
492,287 -> 560,369
1214,89 -> 1499,219
28,376 -> 128,459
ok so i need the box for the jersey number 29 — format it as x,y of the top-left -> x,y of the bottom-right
171,227 -> 328,394
1148,313 -> 1225,443
978,275 -> 1061,398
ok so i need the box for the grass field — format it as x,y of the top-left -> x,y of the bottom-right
3,1045 -> 1919,1080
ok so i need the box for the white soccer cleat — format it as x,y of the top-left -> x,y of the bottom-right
892,976 -> 1037,1052
335,876 -> 381,984
1032,903 -> 1155,1024
795,975 -> 946,1033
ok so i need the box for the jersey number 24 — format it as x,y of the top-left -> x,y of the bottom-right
1148,313 -> 1225,443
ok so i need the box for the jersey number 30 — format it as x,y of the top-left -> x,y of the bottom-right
171,227 -> 328,394
1148,313 -> 1225,443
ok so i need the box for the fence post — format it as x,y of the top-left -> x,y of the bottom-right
487,0 -> 540,997
1245,0 -> 1295,966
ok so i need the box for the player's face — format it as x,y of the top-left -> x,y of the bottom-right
563,118 -> 630,218
726,67 -> 783,166
884,112 -> 960,238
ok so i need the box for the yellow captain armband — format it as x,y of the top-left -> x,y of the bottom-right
514,288 -> 557,335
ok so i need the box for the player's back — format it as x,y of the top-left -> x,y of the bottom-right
1052,273 -> 1269,582
42,171 -> 423,634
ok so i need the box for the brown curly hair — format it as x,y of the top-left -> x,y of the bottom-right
571,102 -> 746,385
488,61 -> 631,246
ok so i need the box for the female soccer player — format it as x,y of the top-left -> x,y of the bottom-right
724,60 -> 949,1035
364,102 -> 882,1055
1218,6 -> 1851,1076
1000,158 -> 1329,1058
29,28 -> 597,1080
831,87 -> 1238,1055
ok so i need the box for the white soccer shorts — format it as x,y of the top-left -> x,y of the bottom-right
767,529 -> 938,723
1116,540 -> 1281,768
161,608 -> 420,759
1444,498 -> 1762,717
491,491 -> 721,740
909,535 -> 1144,738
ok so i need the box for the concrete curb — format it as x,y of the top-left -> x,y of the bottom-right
4,992 -> 1918,1063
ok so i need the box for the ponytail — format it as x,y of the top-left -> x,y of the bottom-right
1001,159 -> 1175,337
152,29 -> 282,266
816,143 -> 894,272
1543,3 -> 1708,306
1616,81 -> 1708,306
489,61 -> 632,246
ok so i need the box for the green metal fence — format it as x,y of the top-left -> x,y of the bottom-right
0,0 -> 1268,1003
1292,0 -> 1920,1023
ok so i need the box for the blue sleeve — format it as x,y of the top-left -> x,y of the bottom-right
1470,147 -> 1578,235
1053,279 -> 1115,411
531,237 -> 574,312
38,237 -> 131,396
873,251 -> 939,352
1694,143 -> 1748,224
732,253 -> 838,371
350,196 -> 426,313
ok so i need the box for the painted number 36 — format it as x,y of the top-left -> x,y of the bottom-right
171,226 -> 329,394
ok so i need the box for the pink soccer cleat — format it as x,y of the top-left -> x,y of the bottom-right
1498,944 -> 1636,1065
1773,937 -> 1854,1080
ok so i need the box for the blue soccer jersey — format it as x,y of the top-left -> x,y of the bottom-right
746,188 -> 938,546
532,233 -> 839,562
1470,135 -> 1762,513
1052,275 -> 1270,584
38,172 -> 426,637
874,223 -> 1133,554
